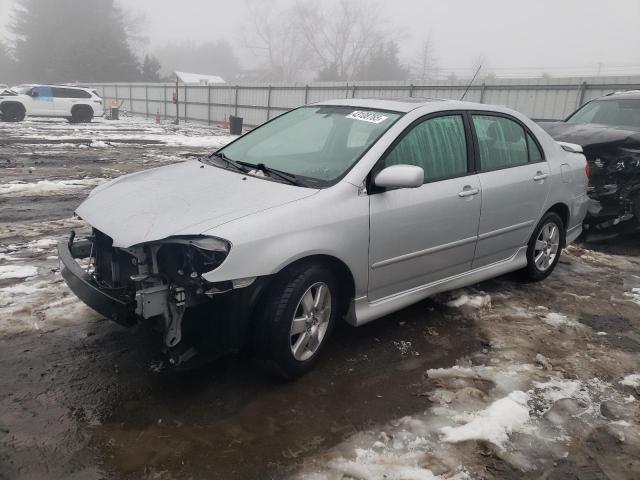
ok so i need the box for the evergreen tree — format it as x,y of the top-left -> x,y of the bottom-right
140,54 -> 162,81
0,40 -> 17,84
154,40 -> 242,81
11,0 -> 142,82
355,42 -> 409,81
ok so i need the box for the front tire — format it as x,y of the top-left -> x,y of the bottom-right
257,263 -> 339,379
69,106 -> 93,123
522,211 -> 564,281
2,103 -> 25,122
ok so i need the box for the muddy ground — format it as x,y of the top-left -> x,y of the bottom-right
1,117 -> 639,480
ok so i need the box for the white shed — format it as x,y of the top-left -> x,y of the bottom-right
175,71 -> 225,85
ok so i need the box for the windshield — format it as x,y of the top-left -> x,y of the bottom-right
218,106 -> 401,186
12,85 -> 33,94
567,99 -> 640,129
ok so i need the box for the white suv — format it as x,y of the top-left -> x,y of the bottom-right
0,84 -> 104,123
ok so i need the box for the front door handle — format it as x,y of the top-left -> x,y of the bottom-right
533,171 -> 549,181
458,186 -> 480,198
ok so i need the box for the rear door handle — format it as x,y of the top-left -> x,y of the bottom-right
458,186 -> 480,198
533,171 -> 549,181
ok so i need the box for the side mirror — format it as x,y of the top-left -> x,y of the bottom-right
374,164 -> 424,189
31,90 -> 39,97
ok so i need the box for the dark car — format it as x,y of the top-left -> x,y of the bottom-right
539,91 -> 640,235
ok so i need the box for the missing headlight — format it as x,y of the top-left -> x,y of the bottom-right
155,236 -> 230,283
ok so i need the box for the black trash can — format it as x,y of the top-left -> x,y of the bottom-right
110,107 -> 119,120
229,115 -> 243,135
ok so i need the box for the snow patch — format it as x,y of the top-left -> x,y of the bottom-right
89,140 -> 111,148
624,287 -> 640,305
0,178 -> 106,196
0,282 -> 47,307
445,293 -> 491,309
620,374 -> 640,388
440,391 -> 531,448
0,265 -> 38,280
542,312 -> 578,328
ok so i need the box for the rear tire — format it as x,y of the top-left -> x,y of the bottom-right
522,211 -> 565,282
1,103 -> 25,122
256,263 -> 340,379
69,106 -> 93,123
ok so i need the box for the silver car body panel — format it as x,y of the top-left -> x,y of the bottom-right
74,98 -> 589,327
76,160 -> 319,248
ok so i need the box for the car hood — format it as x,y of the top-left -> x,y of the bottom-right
76,160 -> 319,247
539,122 -> 640,149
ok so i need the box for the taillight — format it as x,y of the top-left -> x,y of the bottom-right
585,163 -> 590,179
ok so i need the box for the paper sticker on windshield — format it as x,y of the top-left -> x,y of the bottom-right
346,111 -> 389,124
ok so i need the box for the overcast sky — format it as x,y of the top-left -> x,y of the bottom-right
2,0 -> 639,76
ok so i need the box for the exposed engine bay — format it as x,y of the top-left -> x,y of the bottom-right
66,229 -> 235,364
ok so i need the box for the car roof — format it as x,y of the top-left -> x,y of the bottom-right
18,83 -> 90,90
312,97 -> 507,114
598,90 -> 640,101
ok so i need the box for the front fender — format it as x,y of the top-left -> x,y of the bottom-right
201,183 -> 370,297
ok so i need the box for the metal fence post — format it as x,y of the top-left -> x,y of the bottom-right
234,85 -> 239,116
266,85 -> 272,121
207,85 -> 212,125
163,85 -> 167,119
115,84 -> 118,106
304,84 -> 309,104
129,84 -> 133,113
145,85 -> 149,118
345,83 -> 350,99
352,85 -> 357,98
479,82 -> 487,103
184,85 -> 188,122
577,81 -> 587,108
409,84 -> 414,97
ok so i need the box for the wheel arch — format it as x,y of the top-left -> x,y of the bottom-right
546,202 -> 570,246
1,101 -> 26,114
275,254 -> 356,315
71,103 -> 94,115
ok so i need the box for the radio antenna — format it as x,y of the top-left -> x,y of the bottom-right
460,64 -> 482,101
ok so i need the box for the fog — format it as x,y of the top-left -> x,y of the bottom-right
129,0 -> 640,76
1,0 -> 640,82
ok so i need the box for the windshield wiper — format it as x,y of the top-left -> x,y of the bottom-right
206,151 -> 250,173
237,161 -> 300,186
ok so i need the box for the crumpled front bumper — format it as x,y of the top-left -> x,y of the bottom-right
57,236 -> 135,326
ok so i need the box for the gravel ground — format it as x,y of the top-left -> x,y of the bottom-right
0,117 -> 639,480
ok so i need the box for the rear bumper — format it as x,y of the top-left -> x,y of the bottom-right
57,237 -> 135,326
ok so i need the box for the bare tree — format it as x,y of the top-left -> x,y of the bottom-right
292,0 -> 390,81
412,34 -> 439,82
242,0 -> 310,82
117,6 -> 149,55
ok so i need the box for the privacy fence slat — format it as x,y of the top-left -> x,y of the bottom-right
89,76 -> 640,127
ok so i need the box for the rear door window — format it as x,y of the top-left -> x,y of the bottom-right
52,87 -> 91,98
472,115 -> 528,170
382,114 -> 469,182
72,89 -> 92,99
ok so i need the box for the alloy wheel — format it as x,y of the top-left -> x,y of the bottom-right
289,282 -> 332,361
534,222 -> 560,272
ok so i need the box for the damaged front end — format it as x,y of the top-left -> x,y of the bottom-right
58,229 -> 250,365
584,145 -> 640,234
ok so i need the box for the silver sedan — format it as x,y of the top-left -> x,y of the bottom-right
59,98 -> 589,377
